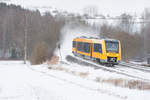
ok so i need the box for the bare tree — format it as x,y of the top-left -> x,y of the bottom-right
117,13 -> 135,33
141,8 -> 150,56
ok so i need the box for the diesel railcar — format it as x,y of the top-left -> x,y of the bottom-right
72,37 -> 121,66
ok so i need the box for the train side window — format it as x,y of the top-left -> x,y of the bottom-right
73,41 -> 76,48
77,42 -> 90,53
77,42 -> 80,51
94,43 -> 102,53
81,42 -> 84,52
77,42 -> 83,52
84,43 -> 90,53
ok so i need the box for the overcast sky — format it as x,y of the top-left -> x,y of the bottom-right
5,0 -> 150,16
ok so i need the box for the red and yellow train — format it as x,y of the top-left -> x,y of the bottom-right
72,37 -> 121,66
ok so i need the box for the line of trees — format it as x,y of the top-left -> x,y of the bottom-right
0,3 -> 65,63
100,11 -> 150,61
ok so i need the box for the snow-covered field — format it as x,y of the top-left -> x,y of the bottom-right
0,61 -> 150,100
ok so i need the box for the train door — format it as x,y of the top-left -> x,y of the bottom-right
90,43 -> 93,58
75,41 -> 77,53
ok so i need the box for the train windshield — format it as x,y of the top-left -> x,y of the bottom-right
105,41 -> 119,53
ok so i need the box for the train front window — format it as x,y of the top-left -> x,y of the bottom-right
105,41 -> 119,53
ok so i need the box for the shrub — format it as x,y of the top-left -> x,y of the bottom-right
30,42 -> 49,65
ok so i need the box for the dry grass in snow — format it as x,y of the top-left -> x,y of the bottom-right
96,77 -> 150,91
48,63 -> 89,78
48,55 -> 59,65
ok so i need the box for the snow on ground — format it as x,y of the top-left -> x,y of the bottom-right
129,61 -> 147,65
0,61 -> 150,100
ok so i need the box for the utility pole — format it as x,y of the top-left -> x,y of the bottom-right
24,12 -> 27,64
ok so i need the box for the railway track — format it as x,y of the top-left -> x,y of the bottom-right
65,55 -> 150,82
119,62 -> 150,73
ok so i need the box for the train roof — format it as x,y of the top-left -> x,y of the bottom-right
74,36 -> 119,42
103,38 -> 119,42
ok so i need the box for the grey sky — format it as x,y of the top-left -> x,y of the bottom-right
7,0 -> 150,16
